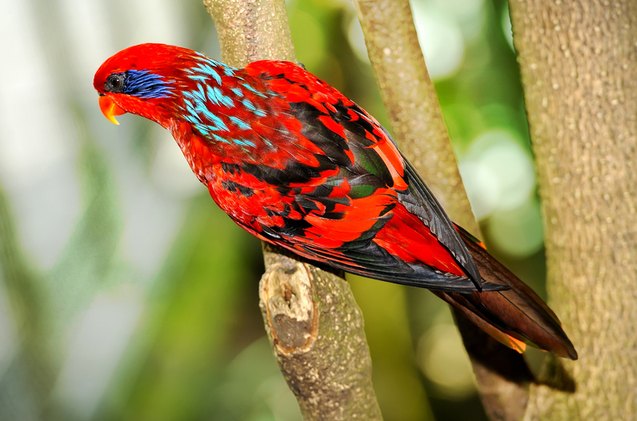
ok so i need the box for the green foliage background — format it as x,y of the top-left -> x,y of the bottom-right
0,0 -> 545,420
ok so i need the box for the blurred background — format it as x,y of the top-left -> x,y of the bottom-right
0,0 -> 546,419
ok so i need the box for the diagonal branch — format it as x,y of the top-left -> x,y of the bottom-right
352,0 -> 477,231
202,1 -> 382,419
353,1 -> 534,419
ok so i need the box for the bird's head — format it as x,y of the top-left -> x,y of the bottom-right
93,43 -> 207,127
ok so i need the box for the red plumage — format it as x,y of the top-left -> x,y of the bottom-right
94,43 -> 577,359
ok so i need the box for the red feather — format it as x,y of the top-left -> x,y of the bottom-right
373,203 -> 465,276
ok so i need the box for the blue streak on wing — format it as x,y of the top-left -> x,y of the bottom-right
186,73 -> 208,83
241,82 -> 268,98
206,86 -> 234,107
212,133 -> 231,144
229,116 -> 251,130
241,98 -> 267,117
221,64 -> 235,76
241,98 -> 256,111
232,138 -> 256,147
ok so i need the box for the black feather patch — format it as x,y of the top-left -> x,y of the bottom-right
399,160 -> 483,289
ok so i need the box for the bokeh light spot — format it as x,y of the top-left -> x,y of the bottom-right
459,159 -> 501,219
412,6 -> 465,80
461,129 -> 536,219
417,323 -> 475,398
487,198 -> 545,257
431,0 -> 486,40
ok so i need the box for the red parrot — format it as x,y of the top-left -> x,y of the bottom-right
94,43 -> 577,359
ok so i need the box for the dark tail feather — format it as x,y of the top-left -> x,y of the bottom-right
438,226 -> 578,360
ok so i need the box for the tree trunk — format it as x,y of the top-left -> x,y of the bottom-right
202,1 -> 382,419
508,1 -> 637,419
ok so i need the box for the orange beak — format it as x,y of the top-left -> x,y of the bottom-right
99,95 -> 126,125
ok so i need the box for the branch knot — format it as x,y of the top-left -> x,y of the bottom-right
260,262 -> 318,355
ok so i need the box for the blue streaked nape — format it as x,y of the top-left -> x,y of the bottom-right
186,53 -> 240,85
178,54 -> 266,149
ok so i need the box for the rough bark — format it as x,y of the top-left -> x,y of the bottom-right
508,1 -> 637,419
202,1 -> 382,419
353,1 -> 535,419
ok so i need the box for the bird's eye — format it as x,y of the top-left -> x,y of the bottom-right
104,73 -> 127,93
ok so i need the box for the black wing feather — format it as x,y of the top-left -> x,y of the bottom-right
399,159 -> 483,289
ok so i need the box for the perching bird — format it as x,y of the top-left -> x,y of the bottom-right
94,43 -> 577,359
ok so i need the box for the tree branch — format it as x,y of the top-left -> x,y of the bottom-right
203,0 -> 295,64
508,1 -> 637,419
352,0 -> 476,231
353,1 -> 534,419
202,1 -> 382,419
